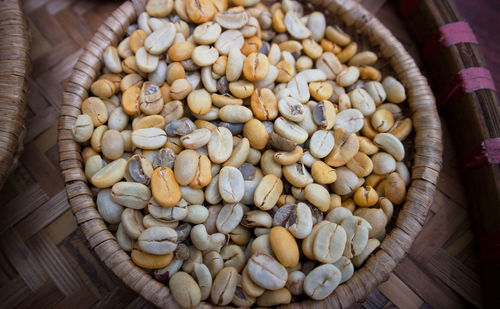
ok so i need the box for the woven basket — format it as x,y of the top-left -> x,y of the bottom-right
57,0 -> 443,307
400,0 -> 500,307
0,0 -> 30,188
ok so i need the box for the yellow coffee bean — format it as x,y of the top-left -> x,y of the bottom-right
309,81 -> 333,101
254,174 -> 283,210
168,41 -> 195,61
384,172 -> 406,205
187,89 -> 212,115
90,79 -> 116,98
243,118 -> 269,150
189,155 -> 212,189
131,248 -> 173,269
241,36 -> 262,56
121,86 -> 141,117
186,0 -> 216,24
129,29 -> 148,53
353,186 -> 378,207
151,167 -> 181,207
272,9 -> 286,33
243,52 -> 270,82
133,115 -> 165,130
276,60 -> 295,83
269,226 -> 299,267
250,88 -> 278,121
311,161 -> 337,184
166,62 -> 186,86
81,97 -> 109,127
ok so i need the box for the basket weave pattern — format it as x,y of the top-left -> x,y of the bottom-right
0,0 -> 31,188
57,0 -> 443,307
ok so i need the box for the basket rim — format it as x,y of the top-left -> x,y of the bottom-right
57,0 -> 443,307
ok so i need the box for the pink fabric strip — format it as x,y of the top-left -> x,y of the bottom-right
437,67 -> 497,111
462,138 -> 500,170
423,22 -> 478,62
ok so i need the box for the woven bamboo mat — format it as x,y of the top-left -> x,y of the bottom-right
0,0 -> 483,308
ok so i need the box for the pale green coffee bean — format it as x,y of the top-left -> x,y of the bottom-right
278,97 -> 305,122
340,216 -> 371,258
365,81 -> 386,105
169,272 -> 201,308
180,186 -> 205,204
192,45 -> 220,66
325,207 -> 353,224
274,117 -> 308,144
91,158 -> 127,188
304,183 -> 330,212
284,11 -> 311,39
215,30 -> 245,55
132,128 -> 167,149
309,130 -> 334,158
193,263 -> 212,301
208,127 -> 233,163
371,152 -> 396,175
332,256 -> 354,283
111,182 -> 151,209
85,155 -> 104,180
103,46 -> 122,73
216,203 -> 244,233
205,175 -> 223,204
304,264 -> 341,300
142,214 -> 178,229
352,238 -> 380,267
218,105 -> 253,123
382,76 -> 406,103
138,226 -> 177,255
108,107 -> 129,131
121,208 -> 144,239
226,47 -> 244,82
193,21 -> 222,45
247,252 -> 287,290
287,76 -> 310,103
182,246 -> 203,273
221,245 -> 246,272
218,166 -> 244,203
72,114 -> 94,143
336,66 -> 359,87
283,163 -> 313,188
349,88 -> 375,116
374,133 -> 405,161
184,205 -> 209,224
97,189 -> 124,224
144,22 -> 176,55
211,267 -> 239,305
313,222 -> 346,263
117,222 -> 133,251
148,201 -> 187,221
334,109 -> 364,133
102,129 -> 124,160
296,69 -> 327,83
136,47 -> 159,73
250,234 -> 274,257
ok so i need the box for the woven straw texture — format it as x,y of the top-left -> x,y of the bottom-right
57,0 -> 443,307
0,0 -> 31,188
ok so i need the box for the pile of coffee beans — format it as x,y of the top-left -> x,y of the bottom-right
73,0 -> 413,307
